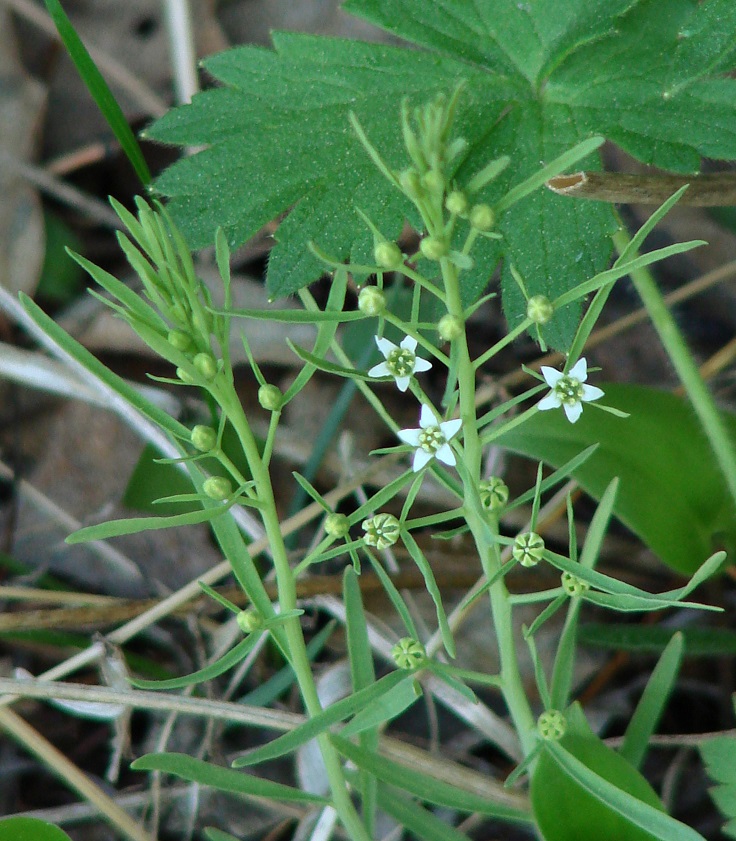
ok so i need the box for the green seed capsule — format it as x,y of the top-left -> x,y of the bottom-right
258,384 -> 283,411
358,286 -> 387,316
324,513 -> 350,538
537,709 -> 567,741
513,531 -> 545,567
168,330 -> 192,352
374,242 -> 404,271
445,190 -> 469,216
391,637 -> 427,670
203,476 -> 231,501
419,236 -> 449,261
437,314 -> 463,341
527,295 -> 554,325
193,353 -> 218,380
191,425 -> 217,452
469,203 -> 495,232
479,477 -> 509,512
236,608 -> 265,634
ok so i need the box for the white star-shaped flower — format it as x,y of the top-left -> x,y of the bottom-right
368,335 -> 432,392
397,404 -> 462,471
537,357 -> 604,423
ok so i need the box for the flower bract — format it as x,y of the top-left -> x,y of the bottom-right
397,404 -> 462,472
368,335 -> 432,392
537,357 -> 604,423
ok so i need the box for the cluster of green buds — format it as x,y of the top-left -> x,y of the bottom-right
512,531 -> 545,568
479,477 -> 509,512
362,513 -> 401,550
391,637 -> 427,671
537,709 -> 567,741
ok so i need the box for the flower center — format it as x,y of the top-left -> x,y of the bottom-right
418,425 -> 446,453
386,348 -> 415,378
553,375 -> 584,406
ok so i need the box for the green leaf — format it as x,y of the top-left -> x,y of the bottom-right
130,634 -> 260,690
204,830 -> 240,841
535,738 -> 705,841
498,383 -> 736,574
335,736 -> 530,822
620,632 -> 684,770
701,734 -> 736,838
579,623 -> 736,656
0,818 -> 73,841
376,785 -> 473,841
44,0 -> 151,186
340,678 -> 422,737
231,670 -> 407,767
131,753 -> 327,804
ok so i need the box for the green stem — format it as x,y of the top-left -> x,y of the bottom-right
614,228 -> 736,510
440,257 -> 537,757
218,383 -> 371,841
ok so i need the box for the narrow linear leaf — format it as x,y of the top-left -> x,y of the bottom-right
376,785 -> 472,841
620,632 -> 684,770
131,753 -> 327,804
130,635 -> 260,690
43,0 -> 151,185
67,505 -> 230,544
340,678 -> 421,737
288,341 -> 374,380
214,307 -> 366,323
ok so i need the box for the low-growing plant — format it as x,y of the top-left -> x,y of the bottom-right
7,1 -> 736,840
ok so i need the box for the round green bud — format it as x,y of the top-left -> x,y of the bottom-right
437,313 -> 463,342
203,476 -> 232,501
168,329 -> 192,352
469,203 -> 495,232
445,190 -> 469,216
419,236 -> 449,261
479,477 -> 509,512
258,383 -> 283,412
527,295 -> 554,325
236,608 -> 265,634
561,571 -> 590,598
537,709 -> 567,741
399,168 -> 423,199
358,285 -> 387,317
362,512 -> 401,550
374,241 -> 404,271
191,424 -> 217,453
391,637 -> 427,671
193,352 -> 218,380
324,512 -> 350,538
512,531 -> 545,568
422,168 -> 445,196
176,366 -> 194,384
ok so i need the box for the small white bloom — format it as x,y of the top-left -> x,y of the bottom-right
368,335 -> 432,392
397,404 -> 462,472
537,357 -> 604,423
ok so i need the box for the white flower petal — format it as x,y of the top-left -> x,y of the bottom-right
412,448 -> 434,472
395,375 -> 411,392
563,401 -> 584,423
368,362 -> 391,378
568,357 -> 588,381
375,336 -> 397,358
435,443 -> 456,466
413,357 -> 433,373
540,366 -> 564,388
397,427 -> 422,446
400,335 -> 418,353
419,404 -> 436,428
537,392 -> 562,411
581,384 -> 604,403
440,418 -> 462,441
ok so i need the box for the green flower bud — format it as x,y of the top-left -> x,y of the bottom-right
512,531 -> 545,568
469,203 -> 495,232
479,477 -> 509,512
258,383 -> 283,411
176,366 -> 194,384
399,168 -> 423,199
203,476 -> 232,501
391,637 -> 427,670
419,236 -> 449,261
561,570 -> 590,597
437,313 -> 463,342
193,352 -> 218,380
422,169 -> 445,196
236,608 -> 265,634
445,190 -> 469,216
168,329 -> 192,352
169,301 -> 189,325
191,424 -> 217,453
537,709 -> 567,741
358,285 -> 387,316
374,241 -> 404,271
362,512 -> 401,550
324,512 -> 350,538
527,295 -> 554,325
